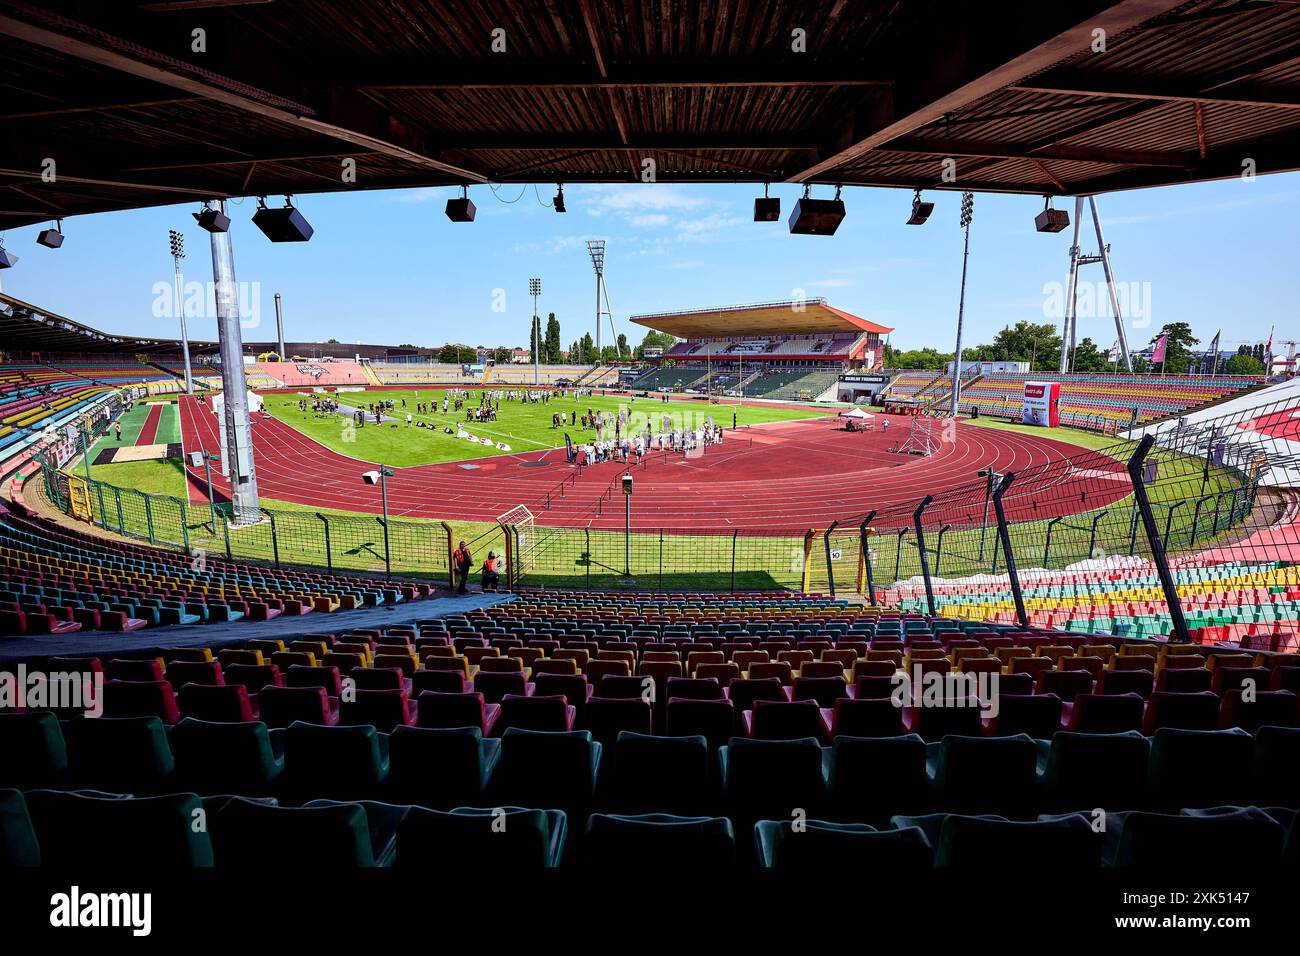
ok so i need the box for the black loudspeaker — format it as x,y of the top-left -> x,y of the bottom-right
193,207 -> 231,233
252,205 -> 314,242
36,228 -> 64,248
788,198 -> 845,235
906,200 -> 934,225
445,197 -> 477,222
1035,208 -> 1070,233
753,197 -> 781,222
0,247 -> 18,268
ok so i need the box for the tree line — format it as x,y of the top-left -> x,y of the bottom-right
883,321 -> 1266,376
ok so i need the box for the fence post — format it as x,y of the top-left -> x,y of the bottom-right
934,524 -> 951,576
658,529 -> 663,590
113,486 -> 125,535
585,527 -> 591,590
1043,516 -> 1063,568
1088,509 -> 1108,561
376,515 -> 390,580
894,528 -> 909,583
801,529 -> 816,593
1189,495 -> 1209,544
439,522 -> 455,589
95,483 -> 108,533
912,498 -> 936,616
264,510 -> 280,568
1127,434 -> 1192,643
144,494 -> 156,545
1211,491 -> 1226,536
991,472 -> 1028,628
316,514 -> 332,573
497,521 -> 514,592
857,510 -> 876,600
822,521 -> 839,597
221,509 -> 232,559
1162,501 -> 1186,551
179,496 -> 190,554
1127,502 -> 1140,556
731,530 -> 738,593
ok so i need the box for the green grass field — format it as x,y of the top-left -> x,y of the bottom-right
257,388 -> 830,467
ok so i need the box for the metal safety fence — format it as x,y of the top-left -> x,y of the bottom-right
34,396 -> 1300,643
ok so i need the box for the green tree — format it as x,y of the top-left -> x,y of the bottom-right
579,333 -> 594,364
891,348 -> 952,370
1069,337 -> 1111,373
438,344 -> 475,363
616,333 -> 628,358
984,321 -> 1062,371
492,347 -> 512,364
1150,322 -> 1199,373
528,315 -> 543,363
635,330 -> 677,359
1224,353 -> 1265,376
544,313 -> 562,363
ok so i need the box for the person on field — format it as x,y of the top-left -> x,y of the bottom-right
114,421 -> 122,442
453,540 -> 473,594
482,551 -> 501,591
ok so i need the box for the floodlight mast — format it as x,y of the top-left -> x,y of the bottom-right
168,229 -> 193,395
586,239 -> 619,368
529,277 -> 541,386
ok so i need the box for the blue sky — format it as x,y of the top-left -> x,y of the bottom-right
1,173 -> 1297,354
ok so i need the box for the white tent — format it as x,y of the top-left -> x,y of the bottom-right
838,407 -> 873,419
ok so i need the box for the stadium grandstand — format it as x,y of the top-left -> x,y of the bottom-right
629,299 -> 891,400
884,368 -> 1264,428
5,0 -> 1300,919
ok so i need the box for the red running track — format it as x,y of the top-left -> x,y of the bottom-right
136,403 -> 163,445
178,396 -> 1130,531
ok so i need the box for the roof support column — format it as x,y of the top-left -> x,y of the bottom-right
208,200 -> 260,524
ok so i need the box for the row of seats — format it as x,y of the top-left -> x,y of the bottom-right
0,500 -> 434,635
8,787 -> 1293,868
891,557 -> 1300,645
2,714 -> 1296,863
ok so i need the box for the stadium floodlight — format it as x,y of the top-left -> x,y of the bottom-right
169,229 -> 185,260
193,201 -> 231,233
553,183 -> 566,213
252,195 -> 314,242
0,239 -> 18,269
754,182 -> 780,222
36,219 -> 64,248
446,185 -> 476,222
788,184 -> 845,235
1035,195 -> 1070,233
906,190 -> 933,226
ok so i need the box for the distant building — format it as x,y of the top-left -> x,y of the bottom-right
510,348 -> 530,364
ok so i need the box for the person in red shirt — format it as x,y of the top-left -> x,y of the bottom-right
452,541 -> 473,594
482,551 -> 501,591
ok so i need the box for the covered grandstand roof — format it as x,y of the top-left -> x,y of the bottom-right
0,292 -> 187,353
629,299 -> 893,338
0,292 -> 421,358
3,0 -> 1300,229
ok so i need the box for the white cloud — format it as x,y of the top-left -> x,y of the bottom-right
630,214 -> 670,227
807,277 -> 856,288
578,184 -> 707,217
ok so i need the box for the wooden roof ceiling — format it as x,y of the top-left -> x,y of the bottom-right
3,0 -> 1300,228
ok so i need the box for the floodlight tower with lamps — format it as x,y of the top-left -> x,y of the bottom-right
529,277 -> 541,386
950,192 -> 974,418
586,239 -> 619,365
168,230 -> 193,395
